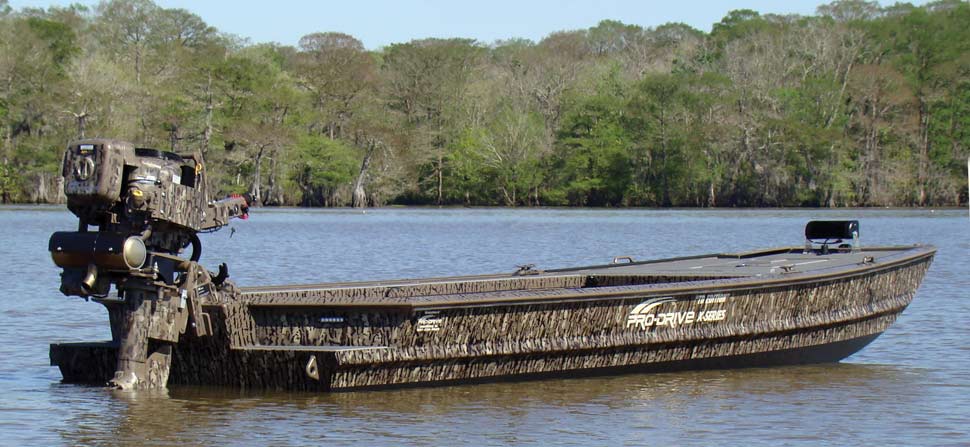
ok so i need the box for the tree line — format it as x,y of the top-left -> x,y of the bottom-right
0,0 -> 967,207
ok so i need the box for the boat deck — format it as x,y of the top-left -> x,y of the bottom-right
566,247 -> 897,277
238,245 -> 934,309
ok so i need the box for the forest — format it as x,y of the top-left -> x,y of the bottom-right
0,0 -> 968,207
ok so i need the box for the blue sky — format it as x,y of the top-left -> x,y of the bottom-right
10,0 -> 926,49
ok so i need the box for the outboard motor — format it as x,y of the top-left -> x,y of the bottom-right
804,220 -> 859,254
49,139 -> 249,389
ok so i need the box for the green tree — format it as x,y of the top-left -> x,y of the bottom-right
550,72 -> 631,206
869,1 -> 970,204
381,38 -> 484,203
290,134 -> 358,206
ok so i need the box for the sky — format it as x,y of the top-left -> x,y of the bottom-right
9,0 -> 926,50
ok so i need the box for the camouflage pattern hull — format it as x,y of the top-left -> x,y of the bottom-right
51,246 -> 934,391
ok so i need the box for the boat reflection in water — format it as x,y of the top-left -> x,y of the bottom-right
53,363 -> 922,445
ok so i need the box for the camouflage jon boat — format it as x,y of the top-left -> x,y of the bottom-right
48,139 -> 935,391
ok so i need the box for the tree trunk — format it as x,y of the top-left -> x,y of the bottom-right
659,109 -> 670,206
25,172 -> 65,204
169,125 -> 181,152
436,154 -> 443,205
76,113 -> 87,139
917,98 -> 930,206
3,127 -> 11,164
501,186 -> 514,207
203,73 -> 213,156
251,146 -> 264,206
265,154 -> 284,206
134,44 -> 142,85
352,141 -> 376,208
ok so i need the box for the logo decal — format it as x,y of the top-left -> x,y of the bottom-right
73,156 -> 95,181
627,294 -> 728,330
416,312 -> 443,332
195,284 -> 212,297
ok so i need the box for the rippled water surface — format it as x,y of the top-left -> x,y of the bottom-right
0,206 -> 966,446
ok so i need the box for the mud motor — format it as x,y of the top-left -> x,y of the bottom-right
48,139 -> 249,389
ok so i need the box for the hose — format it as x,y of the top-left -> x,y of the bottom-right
188,233 -> 202,262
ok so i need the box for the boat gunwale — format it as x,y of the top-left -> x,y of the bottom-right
238,248 -> 791,294
239,245 -> 936,311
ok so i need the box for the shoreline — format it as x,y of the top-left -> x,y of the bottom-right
2,203 -> 964,212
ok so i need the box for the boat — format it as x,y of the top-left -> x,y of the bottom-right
48,139 -> 935,391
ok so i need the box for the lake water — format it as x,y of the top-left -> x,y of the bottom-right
0,206 -> 966,446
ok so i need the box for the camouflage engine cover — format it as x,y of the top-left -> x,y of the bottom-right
59,138 -> 243,233
63,139 -> 132,223
124,148 -> 207,232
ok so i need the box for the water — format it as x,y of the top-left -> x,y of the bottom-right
0,206 -> 966,446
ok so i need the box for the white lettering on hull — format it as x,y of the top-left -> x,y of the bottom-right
626,294 -> 729,330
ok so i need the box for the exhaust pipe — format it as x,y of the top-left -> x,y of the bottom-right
81,264 -> 98,293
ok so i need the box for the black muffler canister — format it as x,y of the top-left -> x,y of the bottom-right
49,232 -> 147,270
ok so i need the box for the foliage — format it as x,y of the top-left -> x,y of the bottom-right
0,1 -> 967,207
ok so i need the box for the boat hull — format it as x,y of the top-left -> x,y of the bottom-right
52,247 -> 933,391
48,330 -> 888,391
329,332 -> 886,390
